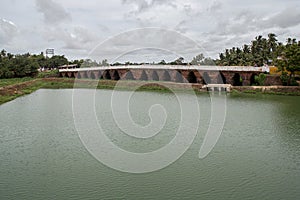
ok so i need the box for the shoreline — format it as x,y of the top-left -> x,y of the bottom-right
1,78 -> 300,105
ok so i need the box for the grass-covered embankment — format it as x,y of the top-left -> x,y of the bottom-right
0,78 -> 73,105
2,77 -> 300,105
0,78 -> 200,105
0,77 -> 35,88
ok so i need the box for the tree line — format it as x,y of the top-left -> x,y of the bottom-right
216,34 -> 300,69
216,34 -> 300,85
0,50 -> 70,78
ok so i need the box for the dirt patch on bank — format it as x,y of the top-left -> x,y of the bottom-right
0,80 -> 38,96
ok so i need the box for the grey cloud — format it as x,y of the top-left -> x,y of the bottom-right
260,7 -> 300,28
88,28 -> 201,62
213,10 -> 258,35
0,18 -> 18,45
208,1 -> 222,12
122,0 -> 177,14
216,6 -> 300,37
122,0 -> 150,13
43,26 -> 99,51
184,4 -> 192,14
98,24 -> 110,33
35,0 -> 71,24
175,20 -> 188,33
2,0 -> 300,60
151,0 -> 177,8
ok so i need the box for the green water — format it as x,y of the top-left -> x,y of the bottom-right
0,89 -> 299,199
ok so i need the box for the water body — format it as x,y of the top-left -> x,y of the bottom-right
0,89 -> 299,199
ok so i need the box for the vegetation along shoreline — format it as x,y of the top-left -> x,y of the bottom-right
1,77 -> 300,106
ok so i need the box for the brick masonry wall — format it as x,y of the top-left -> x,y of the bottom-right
264,75 -> 282,86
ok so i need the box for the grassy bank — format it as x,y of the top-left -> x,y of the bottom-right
1,78 -> 300,105
0,77 -> 35,88
0,78 -> 198,105
0,78 -> 73,105
231,86 -> 300,96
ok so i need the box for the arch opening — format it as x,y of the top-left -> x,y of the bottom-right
140,70 -> 148,81
81,71 -> 88,79
112,70 -> 120,80
90,72 -> 96,79
103,70 -> 111,80
162,70 -> 171,82
250,74 -> 256,86
124,70 -> 135,80
187,71 -> 197,83
152,70 -> 159,81
233,73 -> 242,86
175,70 -> 183,83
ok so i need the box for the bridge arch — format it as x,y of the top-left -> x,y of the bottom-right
112,70 -> 120,80
140,70 -> 148,81
175,70 -> 183,83
151,70 -> 159,81
232,73 -> 242,86
66,72 -> 75,78
162,70 -> 171,82
103,70 -> 111,80
80,71 -> 88,79
187,71 -> 197,83
124,70 -> 135,80
93,70 -> 101,79
250,74 -> 256,86
90,71 -> 96,79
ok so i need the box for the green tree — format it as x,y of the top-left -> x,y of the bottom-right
158,60 -> 166,65
276,39 -> 300,85
170,57 -> 185,65
191,54 -> 204,65
47,55 -> 68,69
101,59 -> 109,66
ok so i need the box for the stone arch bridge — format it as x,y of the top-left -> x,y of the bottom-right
59,65 -> 263,86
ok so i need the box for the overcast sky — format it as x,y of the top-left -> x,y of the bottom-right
0,0 -> 300,62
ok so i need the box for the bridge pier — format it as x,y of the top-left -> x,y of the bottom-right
74,72 -> 79,78
66,72 -> 74,78
92,71 -> 101,79
240,72 -> 256,86
78,71 -> 88,78
222,72 -> 238,85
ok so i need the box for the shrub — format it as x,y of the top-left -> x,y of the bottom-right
37,69 -> 59,78
254,73 -> 266,86
290,77 -> 299,86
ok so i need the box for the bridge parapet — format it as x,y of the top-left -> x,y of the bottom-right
59,65 -> 262,73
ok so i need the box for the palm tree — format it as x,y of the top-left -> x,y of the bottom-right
0,49 -> 6,57
268,33 -> 277,52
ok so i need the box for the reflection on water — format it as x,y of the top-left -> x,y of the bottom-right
0,89 -> 299,199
